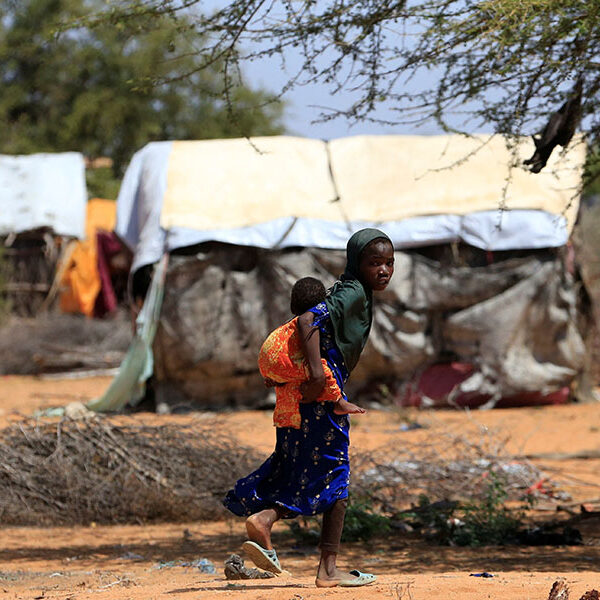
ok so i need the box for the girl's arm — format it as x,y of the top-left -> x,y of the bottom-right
297,311 -> 326,402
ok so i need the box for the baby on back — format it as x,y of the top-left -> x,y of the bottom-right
258,277 -> 365,429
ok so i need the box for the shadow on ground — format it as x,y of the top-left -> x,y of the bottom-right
1,520 -> 599,575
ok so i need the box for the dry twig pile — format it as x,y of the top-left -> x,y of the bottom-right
0,311 -> 132,375
0,414 -> 550,527
0,417 -> 260,526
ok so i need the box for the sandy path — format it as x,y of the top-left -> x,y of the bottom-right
0,376 -> 599,599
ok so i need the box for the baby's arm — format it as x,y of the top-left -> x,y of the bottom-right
297,311 -> 326,402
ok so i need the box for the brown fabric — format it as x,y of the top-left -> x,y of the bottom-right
319,498 -> 347,553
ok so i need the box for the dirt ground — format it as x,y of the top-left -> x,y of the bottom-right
0,374 -> 599,600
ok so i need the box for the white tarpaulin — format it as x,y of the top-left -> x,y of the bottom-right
0,152 -> 87,238
328,135 -> 582,223
163,137 -> 338,228
115,135 -> 585,272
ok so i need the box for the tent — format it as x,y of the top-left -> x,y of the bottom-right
113,134 -> 589,409
0,151 -> 86,239
0,152 -> 87,316
117,135 -> 582,271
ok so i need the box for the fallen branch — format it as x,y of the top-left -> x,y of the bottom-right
520,450 -> 600,461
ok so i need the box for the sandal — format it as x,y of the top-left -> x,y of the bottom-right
316,569 -> 377,588
241,541 -> 283,574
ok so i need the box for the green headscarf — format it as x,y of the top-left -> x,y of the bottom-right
325,228 -> 392,372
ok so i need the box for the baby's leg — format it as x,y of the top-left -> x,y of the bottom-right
332,397 -> 366,415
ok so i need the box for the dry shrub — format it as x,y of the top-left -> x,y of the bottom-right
0,417 -> 261,525
351,425 -> 543,513
0,311 -> 132,375
0,413 -> 547,527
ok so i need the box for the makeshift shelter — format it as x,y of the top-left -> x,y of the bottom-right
113,134 -> 588,410
0,152 -> 87,316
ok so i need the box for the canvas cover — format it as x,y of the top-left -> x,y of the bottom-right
115,135 -> 585,273
0,152 -> 87,238
152,246 -> 585,408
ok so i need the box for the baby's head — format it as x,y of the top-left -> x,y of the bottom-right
290,276 -> 326,316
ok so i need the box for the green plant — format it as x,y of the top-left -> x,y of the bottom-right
398,474 -> 527,547
285,495 -> 392,545
452,473 -> 524,547
341,497 -> 391,542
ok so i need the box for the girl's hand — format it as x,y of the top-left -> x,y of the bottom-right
300,375 -> 326,402
264,377 -> 285,388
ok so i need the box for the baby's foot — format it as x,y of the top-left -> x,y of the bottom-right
333,398 -> 366,415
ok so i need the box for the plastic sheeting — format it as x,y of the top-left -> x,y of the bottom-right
440,260 -> 585,400
115,136 -> 585,273
152,246 -> 585,408
0,152 -> 87,238
42,254 -> 167,417
400,362 -> 570,408
86,253 -> 168,412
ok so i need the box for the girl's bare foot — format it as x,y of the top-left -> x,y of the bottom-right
333,398 -> 366,415
315,551 -> 360,586
245,509 -> 280,550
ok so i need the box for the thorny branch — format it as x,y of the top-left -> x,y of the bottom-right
75,1 -> 600,152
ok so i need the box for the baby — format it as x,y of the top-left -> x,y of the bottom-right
258,276 -> 365,429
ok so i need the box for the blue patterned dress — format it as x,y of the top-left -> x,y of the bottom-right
223,302 -> 351,517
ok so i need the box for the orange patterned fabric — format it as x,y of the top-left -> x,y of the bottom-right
59,199 -> 117,317
258,317 -> 341,429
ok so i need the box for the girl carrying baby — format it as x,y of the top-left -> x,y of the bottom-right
223,228 -> 395,588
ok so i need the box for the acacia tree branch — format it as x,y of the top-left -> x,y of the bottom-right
71,0 -> 600,146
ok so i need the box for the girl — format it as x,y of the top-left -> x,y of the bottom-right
223,228 -> 395,588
